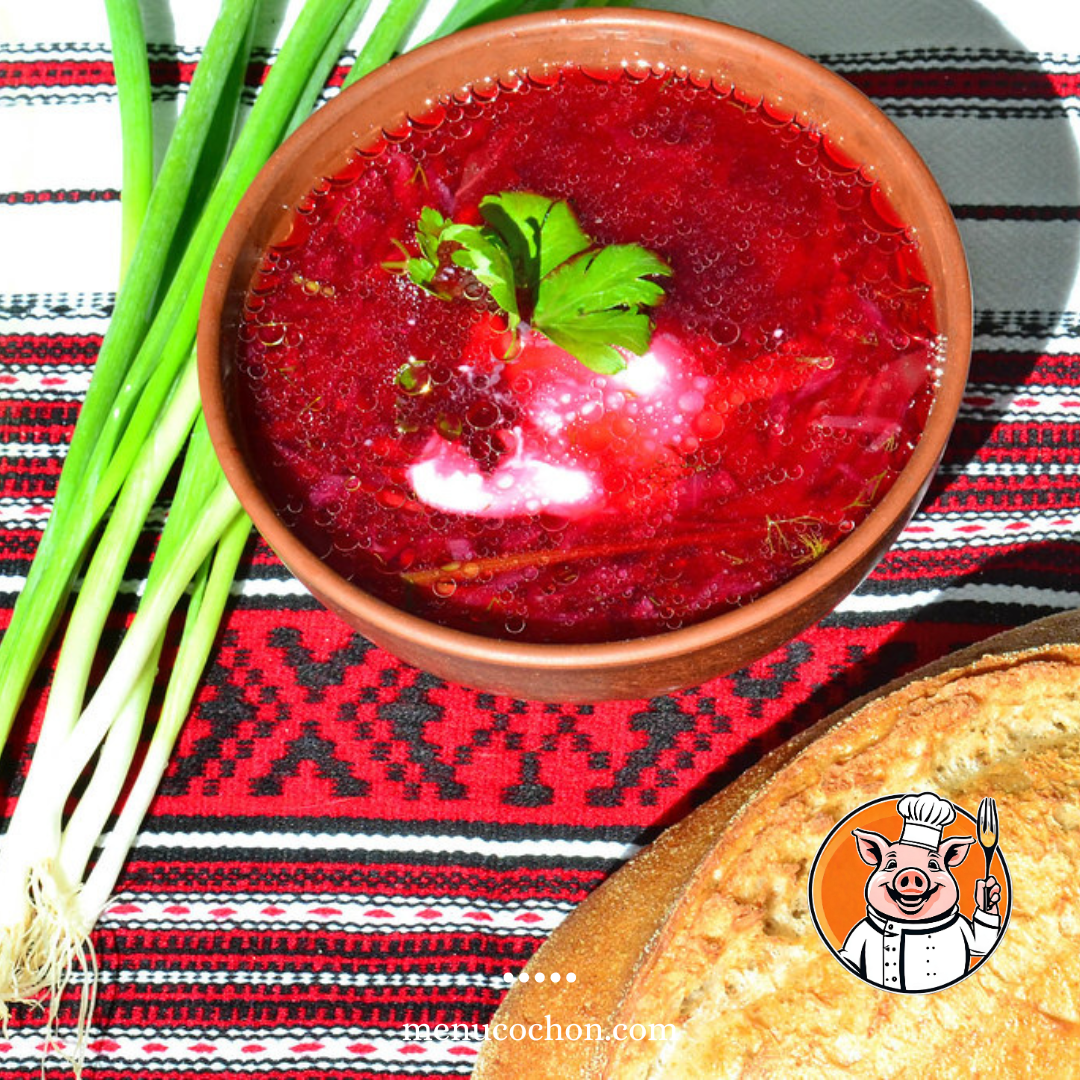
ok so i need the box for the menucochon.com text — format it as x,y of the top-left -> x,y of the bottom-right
405,1018 -> 676,1044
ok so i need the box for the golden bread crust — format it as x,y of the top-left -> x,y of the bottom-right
474,622 -> 1080,1079
608,647 -> 1080,1078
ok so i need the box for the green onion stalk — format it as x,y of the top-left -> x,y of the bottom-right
0,0 -> 608,1067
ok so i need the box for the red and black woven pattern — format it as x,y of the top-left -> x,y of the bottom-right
1,2 -> 1079,1076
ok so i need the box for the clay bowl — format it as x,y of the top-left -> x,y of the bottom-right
198,9 -> 971,702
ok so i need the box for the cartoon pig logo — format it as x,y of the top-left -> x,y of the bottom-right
809,792 -> 1010,994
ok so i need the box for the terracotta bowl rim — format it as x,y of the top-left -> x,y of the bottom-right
198,7 -> 972,672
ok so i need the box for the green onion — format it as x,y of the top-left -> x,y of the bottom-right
0,0 -> 262,749
0,0 -> 370,1051
103,0 -> 153,277
84,510 -> 252,905
343,0 -> 427,87
287,0 -> 376,128
0,0 -> 610,1065
91,0 -> 378,519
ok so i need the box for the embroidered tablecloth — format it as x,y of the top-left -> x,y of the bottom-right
1,0 -> 1078,1075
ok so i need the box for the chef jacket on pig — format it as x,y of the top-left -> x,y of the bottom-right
839,792 -> 1001,992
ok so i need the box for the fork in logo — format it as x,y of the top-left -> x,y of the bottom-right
977,797 -> 999,879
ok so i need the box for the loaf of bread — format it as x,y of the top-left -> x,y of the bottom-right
476,624 -> 1080,1078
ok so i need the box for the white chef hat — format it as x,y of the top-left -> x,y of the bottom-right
897,792 -> 956,849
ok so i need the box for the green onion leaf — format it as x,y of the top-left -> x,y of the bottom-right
104,0 -> 153,279
342,0 -> 428,88
0,0 -> 261,749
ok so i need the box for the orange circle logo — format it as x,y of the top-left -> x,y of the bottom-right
808,792 -> 1010,994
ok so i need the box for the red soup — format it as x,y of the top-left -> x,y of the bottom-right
233,65 -> 939,644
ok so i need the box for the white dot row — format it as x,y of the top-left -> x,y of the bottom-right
504,971 -> 577,983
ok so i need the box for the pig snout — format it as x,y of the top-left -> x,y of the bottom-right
884,865 -> 944,916
893,868 -> 929,895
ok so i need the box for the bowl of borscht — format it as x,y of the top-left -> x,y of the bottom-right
198,9 -> 971,702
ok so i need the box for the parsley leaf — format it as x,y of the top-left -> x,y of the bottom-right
401,206 -> 450,291
393,192 -> 671,374
478,192 -> 591,294
416,206 -> 446,265
442,222 -> 520,329
393,209 -> 518,326
532,244 -> 672,373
